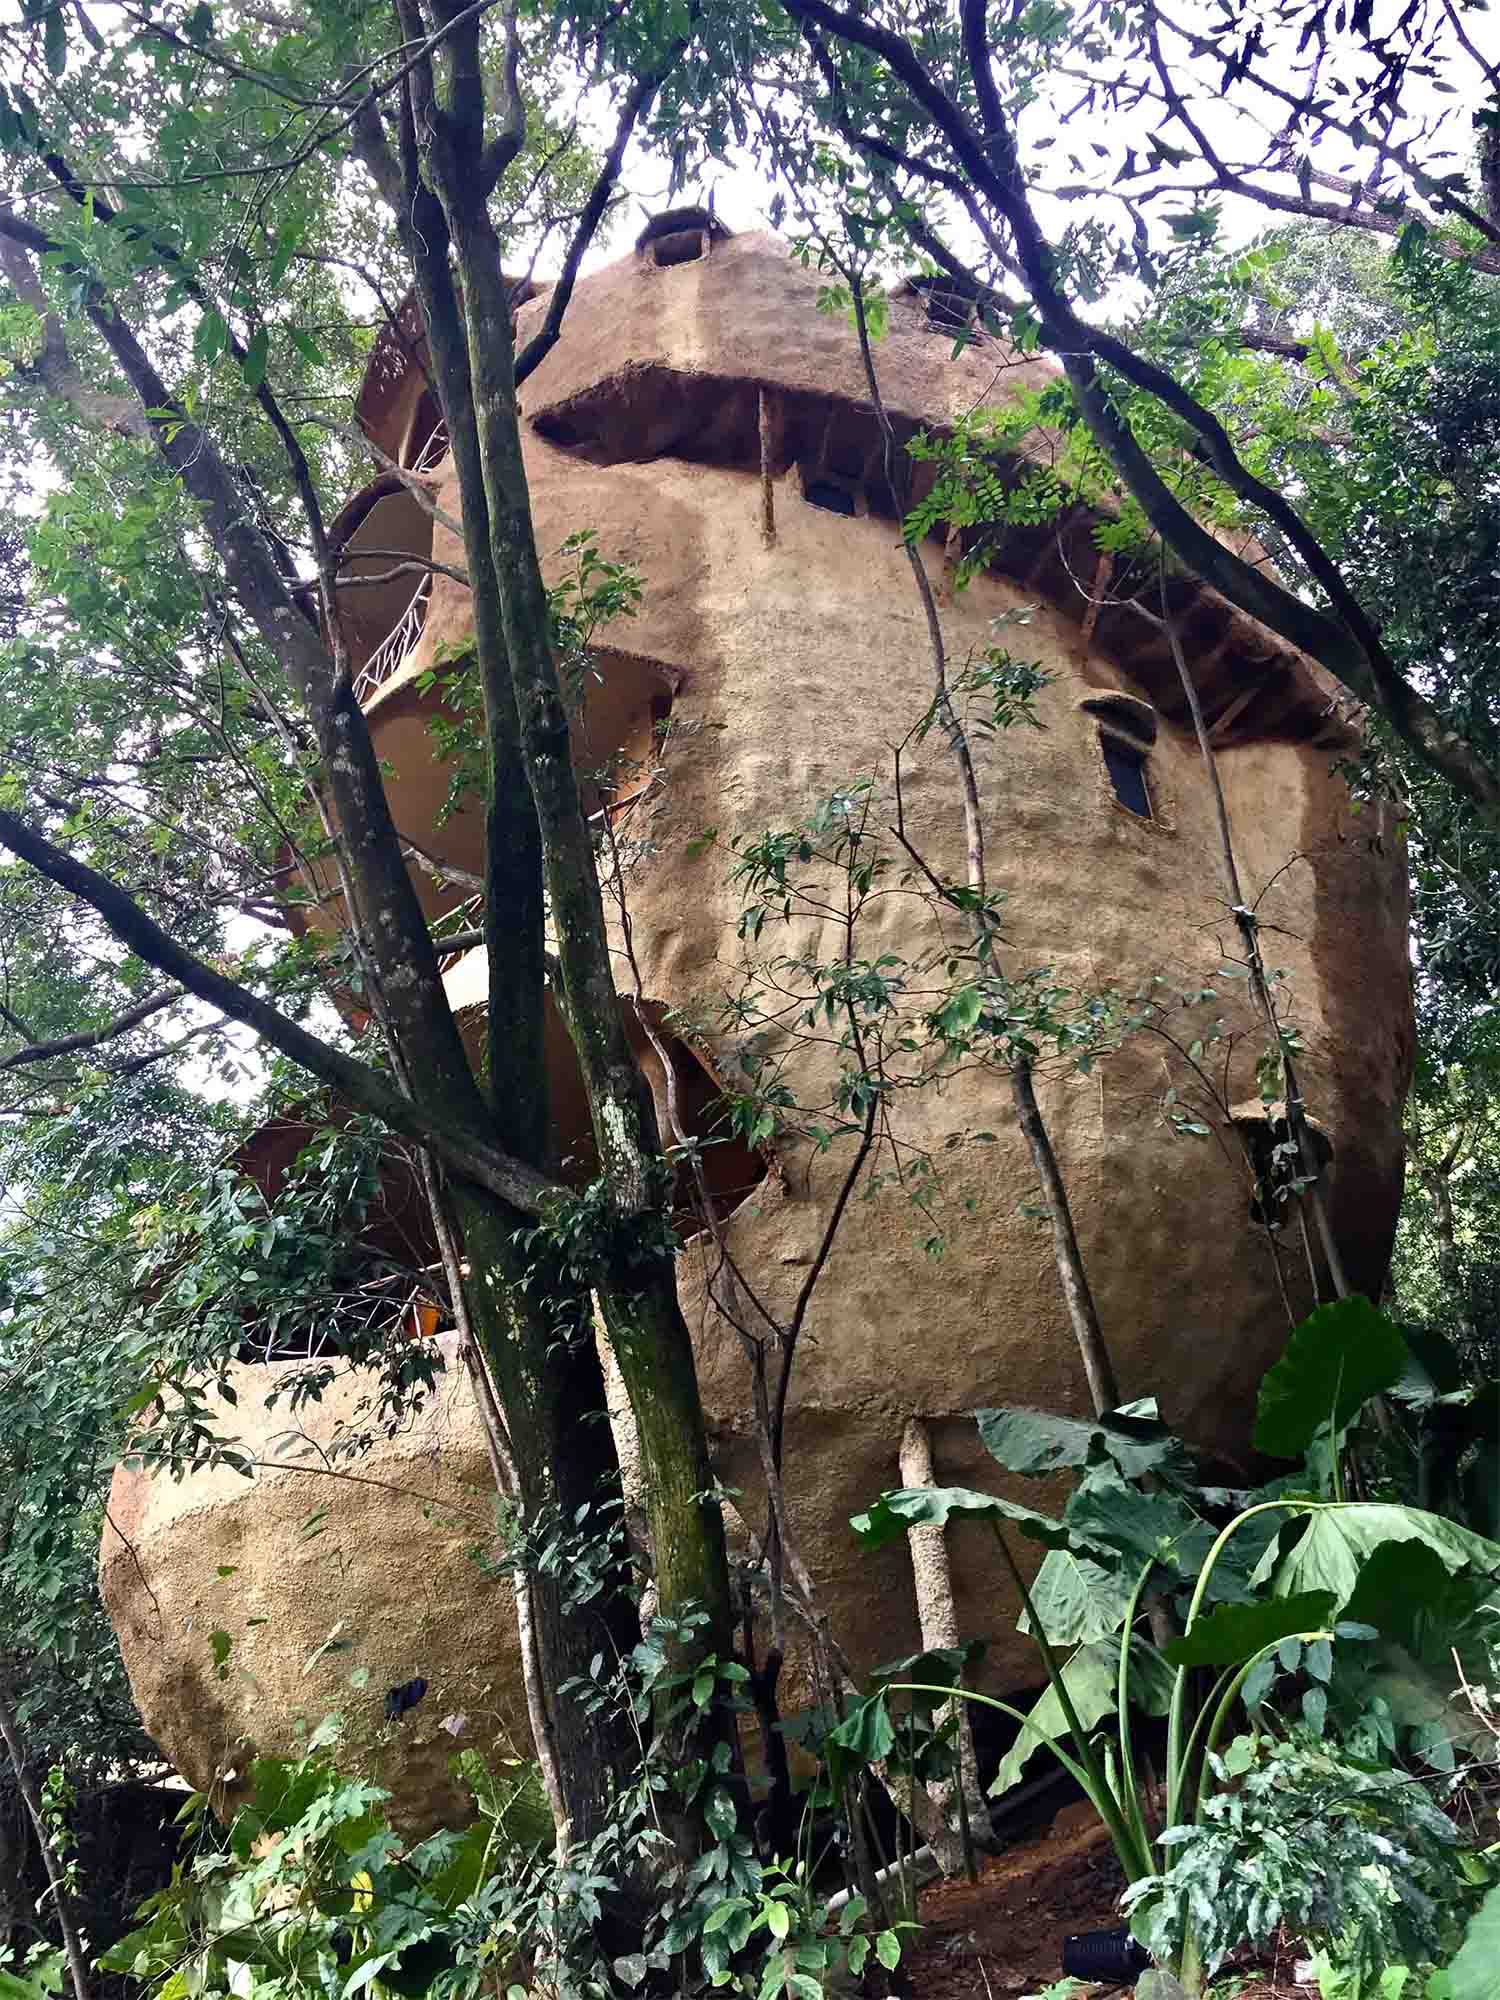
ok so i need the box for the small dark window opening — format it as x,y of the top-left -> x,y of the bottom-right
635,206 -> 729,263
1101,732 -> 1152,818
805,479 -> 857,517
1236,1111 -> 1333,1229
919,280 -> 975,332
652,228 -> 706,267
903,273 -> 980,335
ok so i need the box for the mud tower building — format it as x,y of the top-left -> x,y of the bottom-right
102,215 -> 1413,1826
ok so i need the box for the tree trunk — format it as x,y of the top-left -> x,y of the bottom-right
432,174 -> 733,1702
898,1418 -> 988,1874
450,1190 -> 643,1846
356,109 -> 652,1851
0,1683 -> 90,2000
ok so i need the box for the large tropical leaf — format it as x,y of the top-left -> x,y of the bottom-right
1450,1881 -> 1500,2000
1340,1537 -> 1500,1761
1020,1546 -> 1138,1647
1391,1323 -> 1468,1405
1341,1537 -> 1498,1657
1162,1591 -> 1337,1668
1254,1295 -> 1409,1457
850,1485 -> 1097,1554
1064,1462 -> 1215,1577
975,1397 -> 1192,1483
1255,1503 -> 1500,1611
989,1636 -> 1174,1796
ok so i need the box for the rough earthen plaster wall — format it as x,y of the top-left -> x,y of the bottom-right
101,232 -> 1413,1829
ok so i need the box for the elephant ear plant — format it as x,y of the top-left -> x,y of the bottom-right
851,1298 -> 1500,1995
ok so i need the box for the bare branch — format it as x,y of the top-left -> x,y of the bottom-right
0,988 -> 181,1072
514,29 -> 693,386
0,804 -> 561,1216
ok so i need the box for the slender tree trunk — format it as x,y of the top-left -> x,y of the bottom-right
1009,1063 -> 1121,1413
354,98 -> 651,1850
1161,594 -> 1350,1298
451,1191 -> 643,1844
0,1684 -> 90,2000
846,271 -> 1123,1419
898,1419 -> 988,1874
422,1156 -> 571,1836
432,177 -> 732,1694
1424,1165 -> 1476,1348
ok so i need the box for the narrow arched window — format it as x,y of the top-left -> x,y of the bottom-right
1101,733 -> 1152,818
1080,693 -> 1157,821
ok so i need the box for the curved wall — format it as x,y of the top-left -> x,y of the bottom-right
101,229 -> 1413,1820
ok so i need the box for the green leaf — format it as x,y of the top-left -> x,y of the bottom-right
1021,1547 -> 1137,1647
990,1636 -> 1173,1795
837,1896 -> 866,1936
851,1485 -> 1091,1555
193,309 -> 228,366
702,1900 -> 748,1937
1450,1882 -> 1500,2000
975,1399 -> 1188,1482
289,328 -> 328,368
1258,1503 -> 1500,1612
120,1378 -> 164,1417
846,1937 -> 869,1977
937,984 -> 982,1036
868,1642 -> 985,1698
43,8 -> 66,76
827,1691 -> 895,1779
875,1930 -> 901,1971
1065,1464 -> 1214,1576
765,1899 -> 790,1941
240,327 -> 270,392
1254,1296 -> 1409,1457
1391,1325 -> 1467,1404
1136,1975 -> 1189,2000
1340,1536 -> 1500,1705
1164,1591 -> 1336,1667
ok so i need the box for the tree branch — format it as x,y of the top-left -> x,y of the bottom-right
513,31 -> 692,387
0,231 -> 146,437
0,988 -> 180,1071
777,0 -> 1500,821
0,805 -> 561,1215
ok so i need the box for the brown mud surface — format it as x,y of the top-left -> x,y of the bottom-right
903,1807 -> 1314,1999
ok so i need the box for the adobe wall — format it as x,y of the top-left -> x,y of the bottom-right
102,1342 -> 526,1830
101,228 -> 1413,1823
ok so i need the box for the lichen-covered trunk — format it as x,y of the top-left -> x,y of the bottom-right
451,1190 -> 641,1841
437,183 -> 732,1687
386,164 -> 644,1847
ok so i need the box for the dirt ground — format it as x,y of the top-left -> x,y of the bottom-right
902,1807 -> 1316,1999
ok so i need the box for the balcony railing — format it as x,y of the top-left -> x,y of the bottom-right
353,572 -> 431,704
411,423 -> 449,474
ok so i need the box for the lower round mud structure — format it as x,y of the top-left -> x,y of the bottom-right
100,223 -> 1413,1827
